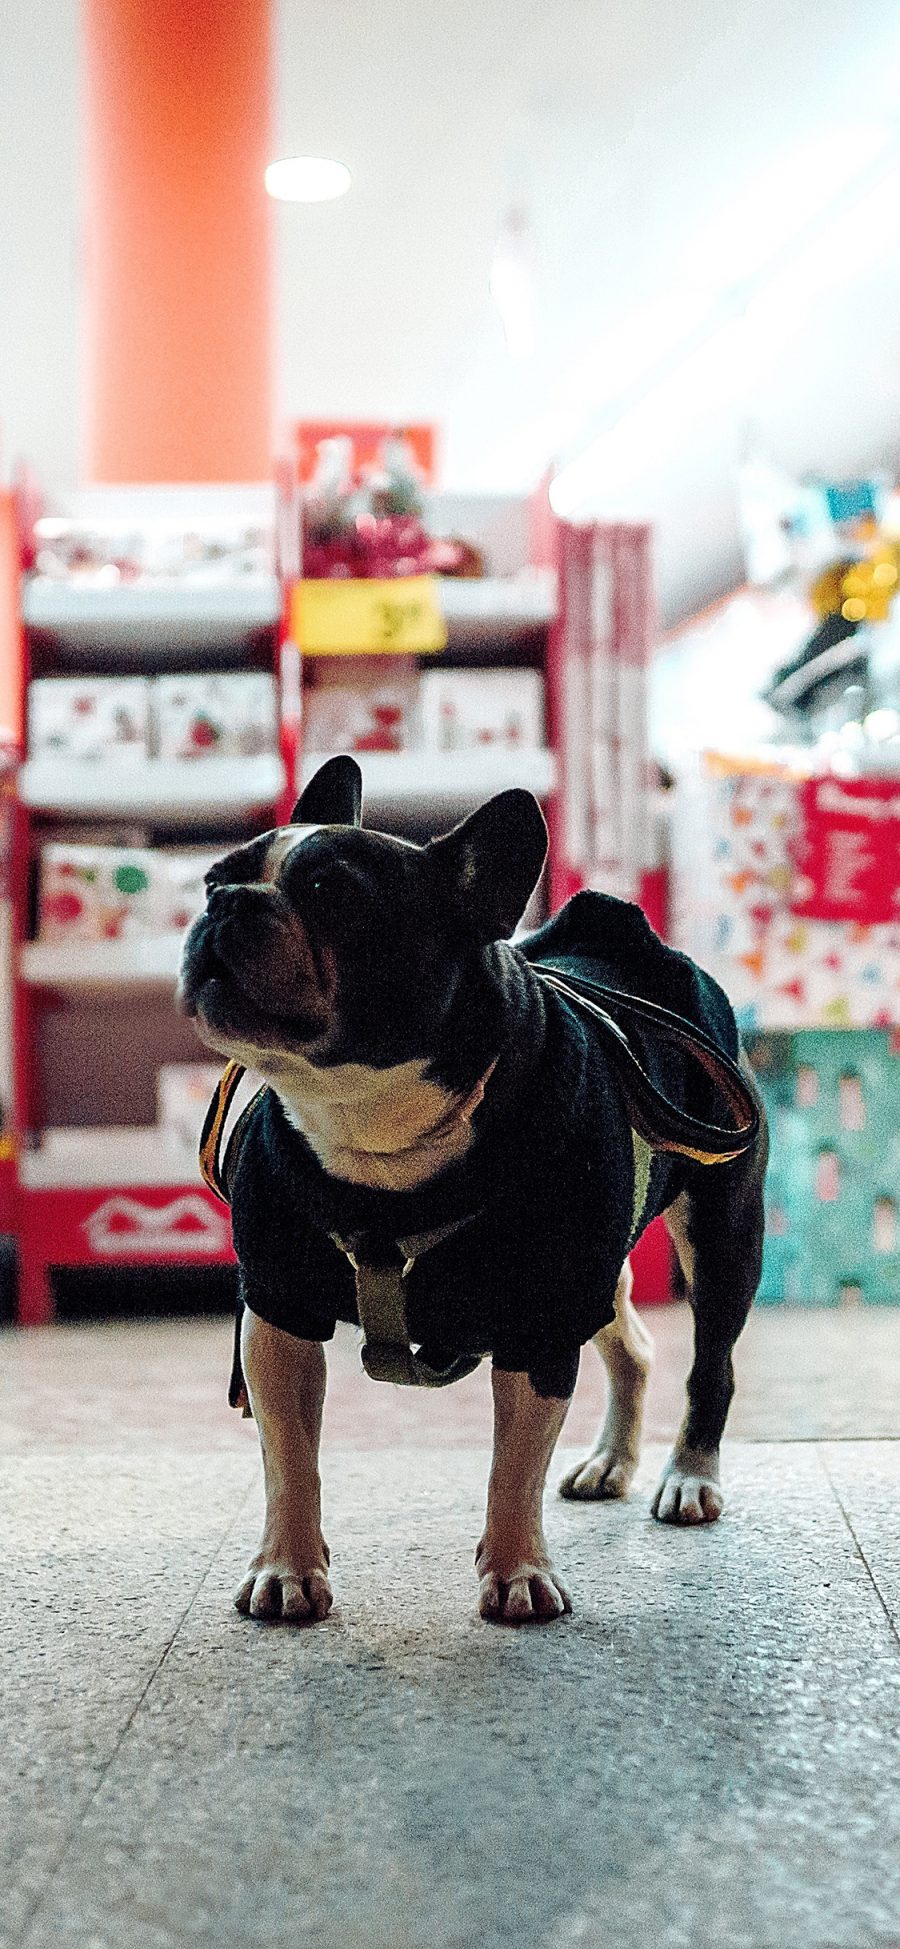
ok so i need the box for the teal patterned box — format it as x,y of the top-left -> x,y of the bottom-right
746,1031 -> 900,1305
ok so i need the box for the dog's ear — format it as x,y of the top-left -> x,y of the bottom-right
427,790 -> 548,942
291,755 -> 363,827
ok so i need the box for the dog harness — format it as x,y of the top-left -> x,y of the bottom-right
199,966 -> 758,1393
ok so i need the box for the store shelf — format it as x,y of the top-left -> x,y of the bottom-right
439,575 -> 556,646
302,746 -> 557,820
19,752 -> 286,821
22,574 -> 282,652
20,1127 -> 204,1189
22,933 -> 185,991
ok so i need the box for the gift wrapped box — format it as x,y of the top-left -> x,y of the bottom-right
303,665 -> 420,754
671,755 -> 900,1028
28,677 -> 151,762
38,845 -> 162,941
153,672 -> 278,760
418,669 -> 544,752
157,851 -> 220,933
38,845 -> 218,942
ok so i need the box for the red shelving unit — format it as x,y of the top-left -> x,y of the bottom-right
4,478 -> 671,1319
10,484 -> 285,1323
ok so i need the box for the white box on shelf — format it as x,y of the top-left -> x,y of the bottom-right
37,844 -> 218,944
303,666 -> 420,755
38,844 -> 164,943
153,671 -> 278,760
418,668 -> 544,752
158,850 -> 219,932
28,676 -> 151,762
157,1064 -> 223,1155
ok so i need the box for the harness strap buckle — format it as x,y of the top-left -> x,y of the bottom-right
329,1216 -> 482,1388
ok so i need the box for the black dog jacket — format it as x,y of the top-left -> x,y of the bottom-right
211,892 -> 751,1402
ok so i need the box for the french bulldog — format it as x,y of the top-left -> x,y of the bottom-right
178,755 -> 767,1626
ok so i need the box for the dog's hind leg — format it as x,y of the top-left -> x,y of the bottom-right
557,1260 -> 654,1501
652,1069 -> 768,1525
235,1310 -> 333,1623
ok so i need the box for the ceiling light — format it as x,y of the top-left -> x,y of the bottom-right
489,209 -> 535,360
864,707 -> 900,740
264,157 -> 351,203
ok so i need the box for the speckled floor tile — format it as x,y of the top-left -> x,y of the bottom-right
1,1450 -> 254,1948
819,1441 -> 900,1637
7,1439 -> 900,1949
3,1303 -> 900,1457
4,1313 -> 899,1948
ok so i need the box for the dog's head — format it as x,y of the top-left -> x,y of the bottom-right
177,755 -> 548,1070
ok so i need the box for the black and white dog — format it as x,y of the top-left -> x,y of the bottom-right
178,756 -> 766,1626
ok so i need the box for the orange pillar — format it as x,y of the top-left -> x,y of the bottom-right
82,0 -> 274,482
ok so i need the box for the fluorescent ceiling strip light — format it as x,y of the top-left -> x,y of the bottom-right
550,149 -> 900,516
489,212 -> 535,360
491,121 -> 893,496
679,123 -> 892,287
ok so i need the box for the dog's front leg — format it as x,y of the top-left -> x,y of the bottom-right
236,1311 -> 333,1624
476,1369 -> 572,1624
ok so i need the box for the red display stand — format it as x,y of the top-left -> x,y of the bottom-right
16,1184 -> 235,1327
545,513 -> 674,1304
6,477 -> 671,1320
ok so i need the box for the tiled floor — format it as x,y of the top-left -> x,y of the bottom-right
3,1304 -> 899,1949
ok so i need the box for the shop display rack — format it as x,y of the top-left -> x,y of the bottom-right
11,485 -> 288,1322
6,483 -> 575,1323
5,478 -> 673,1320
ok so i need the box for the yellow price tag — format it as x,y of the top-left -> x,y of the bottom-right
292,576 -> 448,656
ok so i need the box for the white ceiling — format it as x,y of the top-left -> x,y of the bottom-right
2,1 -> 900,624
275,0 -> 900,620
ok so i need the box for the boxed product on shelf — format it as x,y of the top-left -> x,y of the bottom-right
747,1029 -> 900,1304
670,754 -> 900,1028
157,850 -> 220,932
418,668 -> 544,752
302,664 -> 420,754
32,515 -> 271,584
38,844 -> 161,942
153,672 -> 278,760
28,676 -> 151,762
157,1063 -> 224,1155
37,845 -> 219,941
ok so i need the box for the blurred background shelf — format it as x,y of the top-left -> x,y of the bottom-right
438,574 -> 556,647
300,745 -> 557,822
19,752 -> 286,821
20,1126 -> 203,1189
22,933 -> 184,990
22,573 -> 282,653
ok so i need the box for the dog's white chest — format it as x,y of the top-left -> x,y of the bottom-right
268,1053 -> 475,1190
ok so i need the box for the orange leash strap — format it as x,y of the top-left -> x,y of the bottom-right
535,967 -> 759,1165
199,1060 -> 248,1203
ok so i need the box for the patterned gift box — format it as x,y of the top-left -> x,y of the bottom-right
153,672 -> 278,760
418,669 -> 544,752
38,845 -> 218,942
671,755 -> 900,1029
38,845 -> 162,942
28,677 -> 151,762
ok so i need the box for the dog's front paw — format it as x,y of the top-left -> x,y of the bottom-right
651,1450 -> 724,1525
558,1444 -> 638,1501
475,1535 -> 572,1624
236,1534 -> 333,1624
